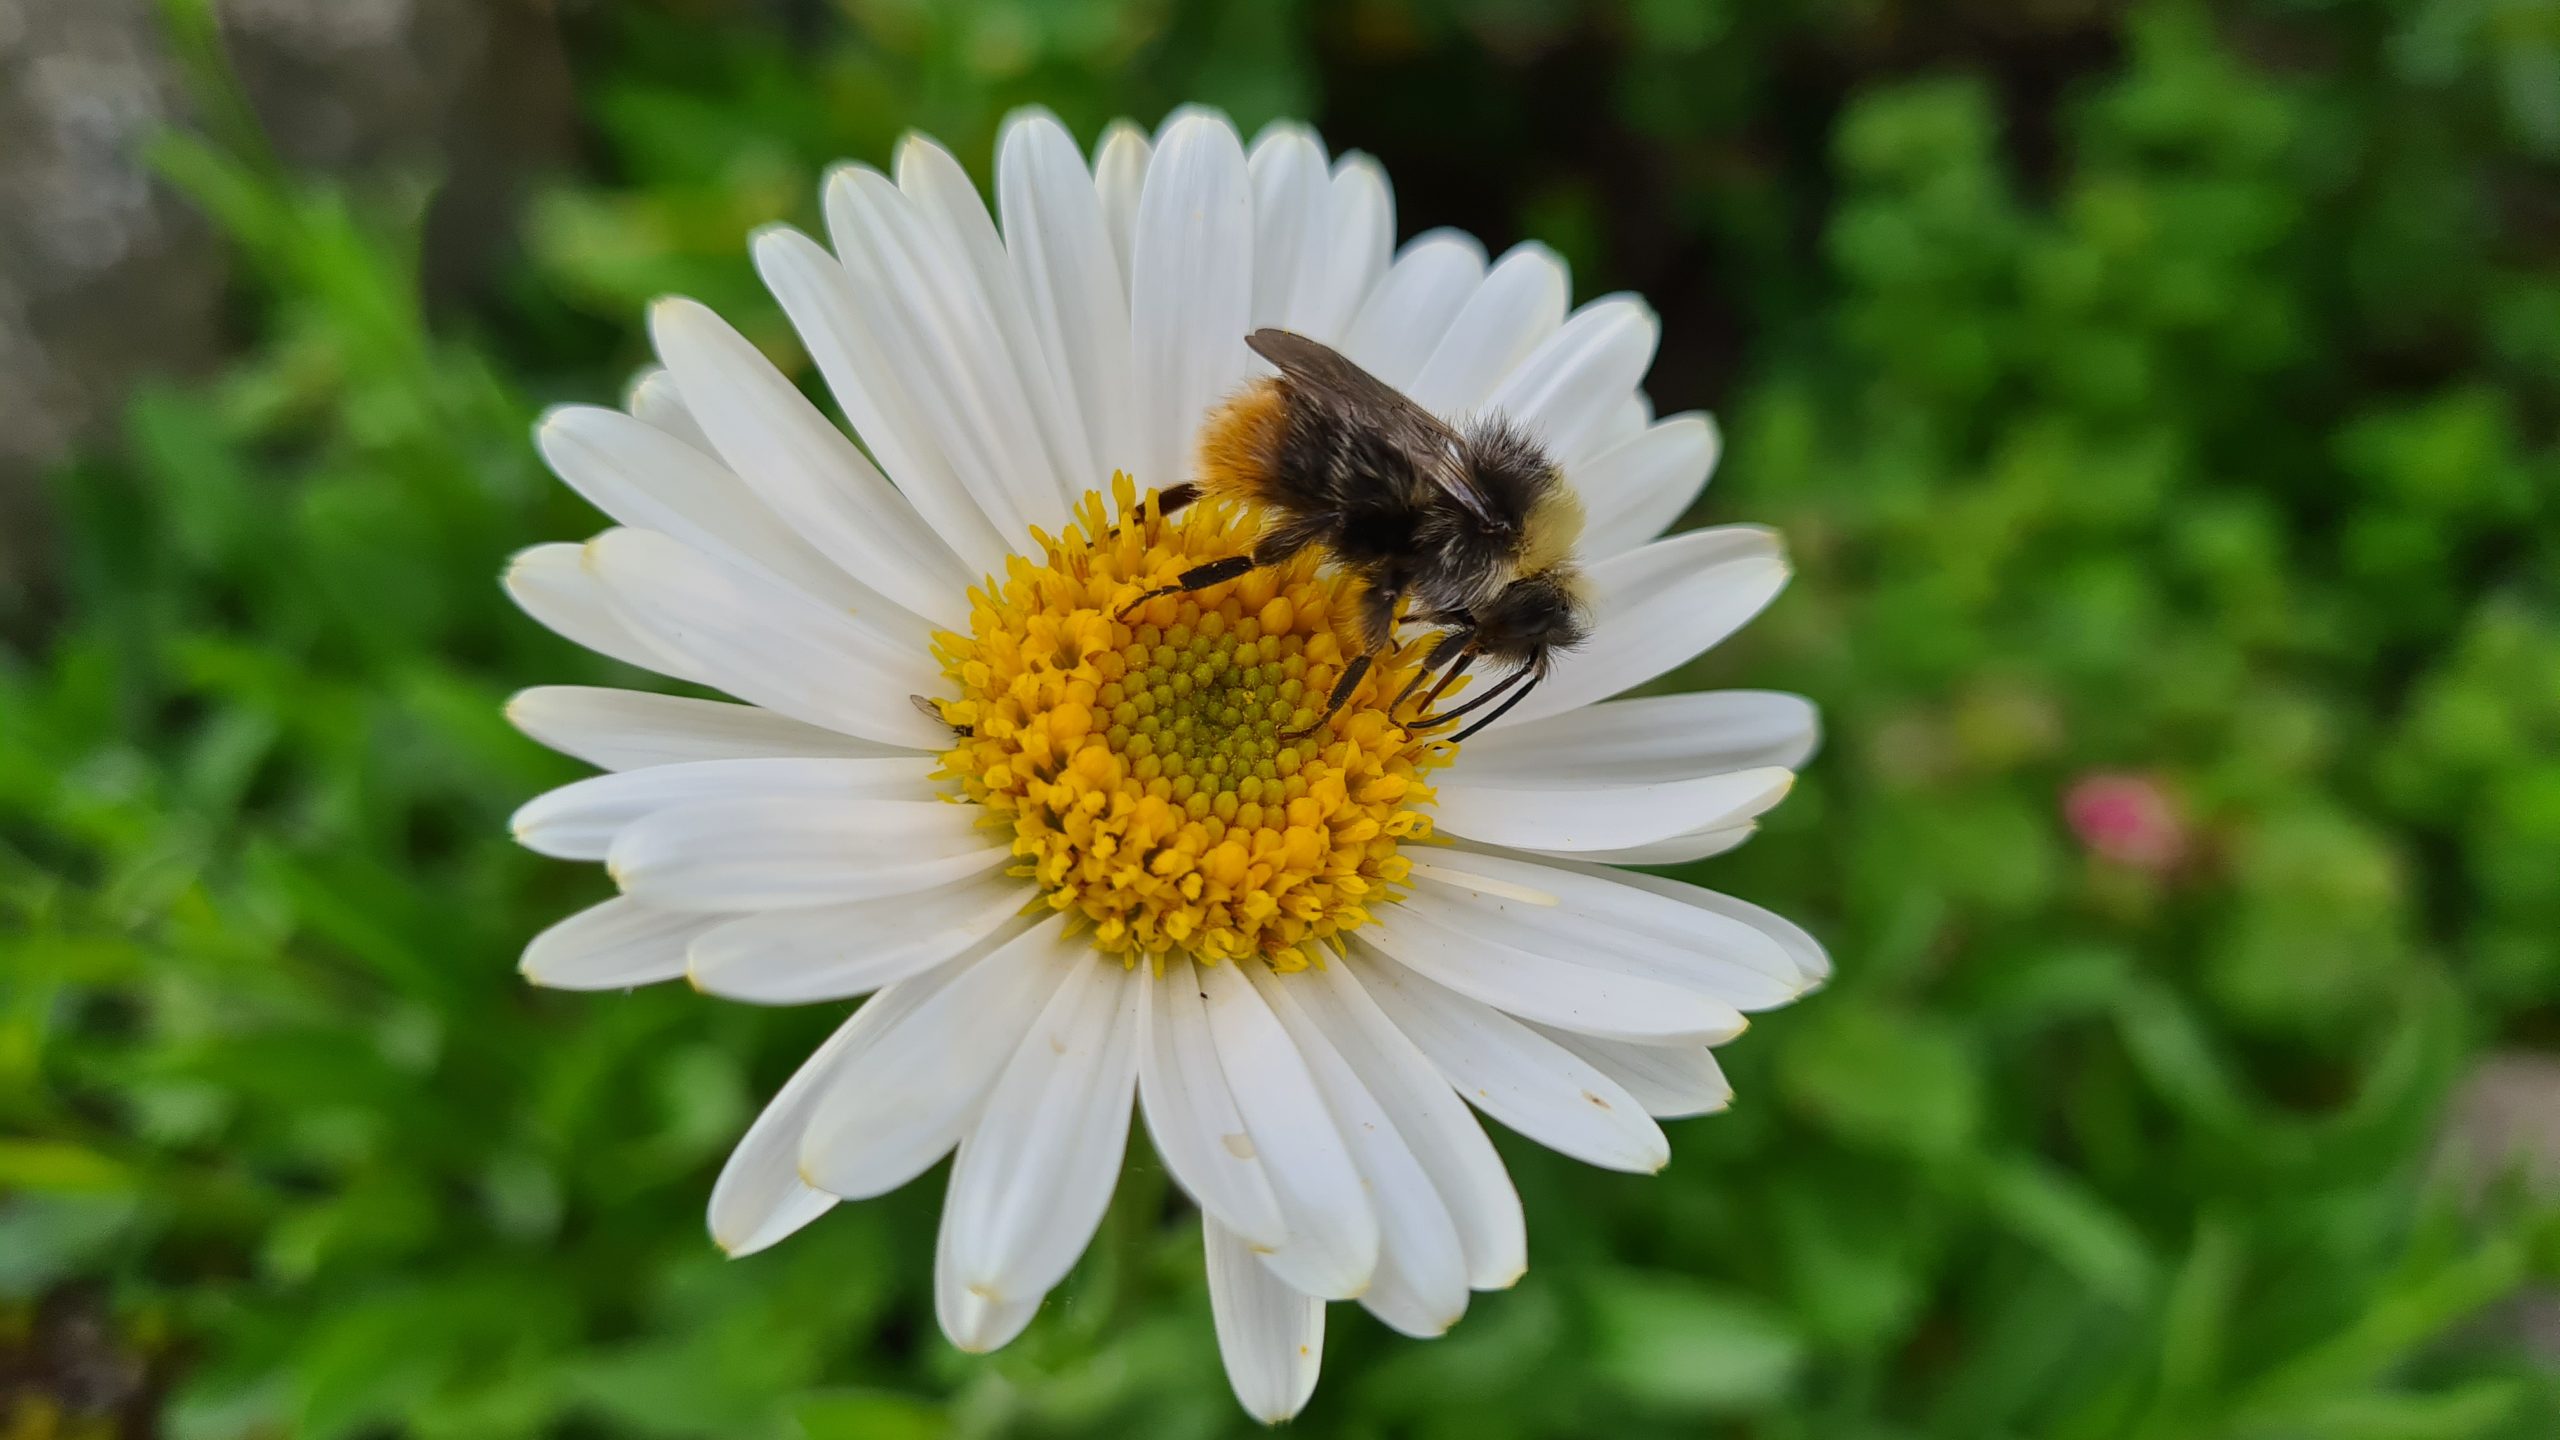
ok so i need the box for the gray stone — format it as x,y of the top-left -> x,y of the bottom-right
0,0 -> 569,604
2439,1051 -> 2560,1368
0,0 -> 220,593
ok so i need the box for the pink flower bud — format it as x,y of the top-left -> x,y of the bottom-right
2064,772 -> 2188,873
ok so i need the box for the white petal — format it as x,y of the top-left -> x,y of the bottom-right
1339,231 -> 1487,390
751,226 -> 1012,574
1301,962 -> 1526,1290
648,297 -> 967,626
897,132 -> 1014,320
1430,765 -> 1797,854
1362,904 -> 1747,1045
1247,123 -> 1332,331
1539,858 -> 1833,987
822,168 -> 1066,543
622,365 -> 713,452
535,405 -> 873,613
1482,296 -> 1657,463
607,795 -> 1006,912
1405,241 -> 1568,418
1152,101 -> 1231,141
936,1196 -> 1044,1353
1092,120 -> 1150,284
1128,112 -> 1254,490
510,755 -> 935,861
504,686 -> 894,772
1195,959 -> 1378,1300
1454,690 -> 1817,788
1528,1024 -> 1733,1119
1403,848 -> 1811,1010
1493,525 -> 1791,729
798,917 -> 1070,1200
1136,957 -> 1288,1249
708,1000 -> 917,1257
1250,968 -> 1469,1339
519,896 -> 714,991
902,127 -> 1091,508
504,543 -> 693,680
1296,153 -> 1393,342
583,527 -> 946,749
1518,824 -> 1761,866
1352,949 -> 1669,1172
941,959 -> 1141,1312
687,872 -> 1031,1003
1205,1215 -> 1324,1424
1581,389 -> 1654,466
1576,413 -> 1721,559
999,109 -> 1138,488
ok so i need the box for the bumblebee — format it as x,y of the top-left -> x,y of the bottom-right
1121,328 -> 1592,742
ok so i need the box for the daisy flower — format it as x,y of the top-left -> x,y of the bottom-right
505,106 -> 1823,1422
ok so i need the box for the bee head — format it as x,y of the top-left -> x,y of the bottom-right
1471,564 -> 1591,674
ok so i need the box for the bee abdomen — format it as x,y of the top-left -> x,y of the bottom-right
1194,378 -> 1292,507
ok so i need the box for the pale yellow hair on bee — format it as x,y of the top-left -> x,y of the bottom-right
1517,473 -> 1586,577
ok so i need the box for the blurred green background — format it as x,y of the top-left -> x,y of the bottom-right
7,0 -> 2560,1436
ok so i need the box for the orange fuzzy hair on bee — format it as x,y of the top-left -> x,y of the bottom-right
1194,379 -> 1291,507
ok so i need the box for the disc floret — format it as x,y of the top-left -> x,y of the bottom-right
932,475 -> 1446,971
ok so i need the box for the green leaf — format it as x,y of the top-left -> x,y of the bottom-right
1974,1155 -> 2158,1306
0,1139 -> 135,1194
1777,1002 -> 1984,1162
1583,1273 -> 1807,1414
2232,1380 -> 2528,1440
2112,983 -> 2255,1133
791,1390 -> 950,1440
0,1194 -> 144,1297
2231,1231 -> 2535,1423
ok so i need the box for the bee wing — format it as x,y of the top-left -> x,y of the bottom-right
1246,329 -> 1506,529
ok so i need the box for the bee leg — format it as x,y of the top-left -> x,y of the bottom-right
1280,651 -> 1374,740
1445,674 -> 1540,743
1113,552 -> 1258,617
1390,629 -> 1472,713
1281,580 -> 1399,737
1414,652 -> 1475,716
1102,481 -> 1202,542
1123,481 -> 1200,528
1115,523 -> 1316,618
1391,638 -> 1473,718
1402,616 -> 1481,717
1409,664 -> 1530,732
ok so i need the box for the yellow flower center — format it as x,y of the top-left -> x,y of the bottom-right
930,475 -> 1448,972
